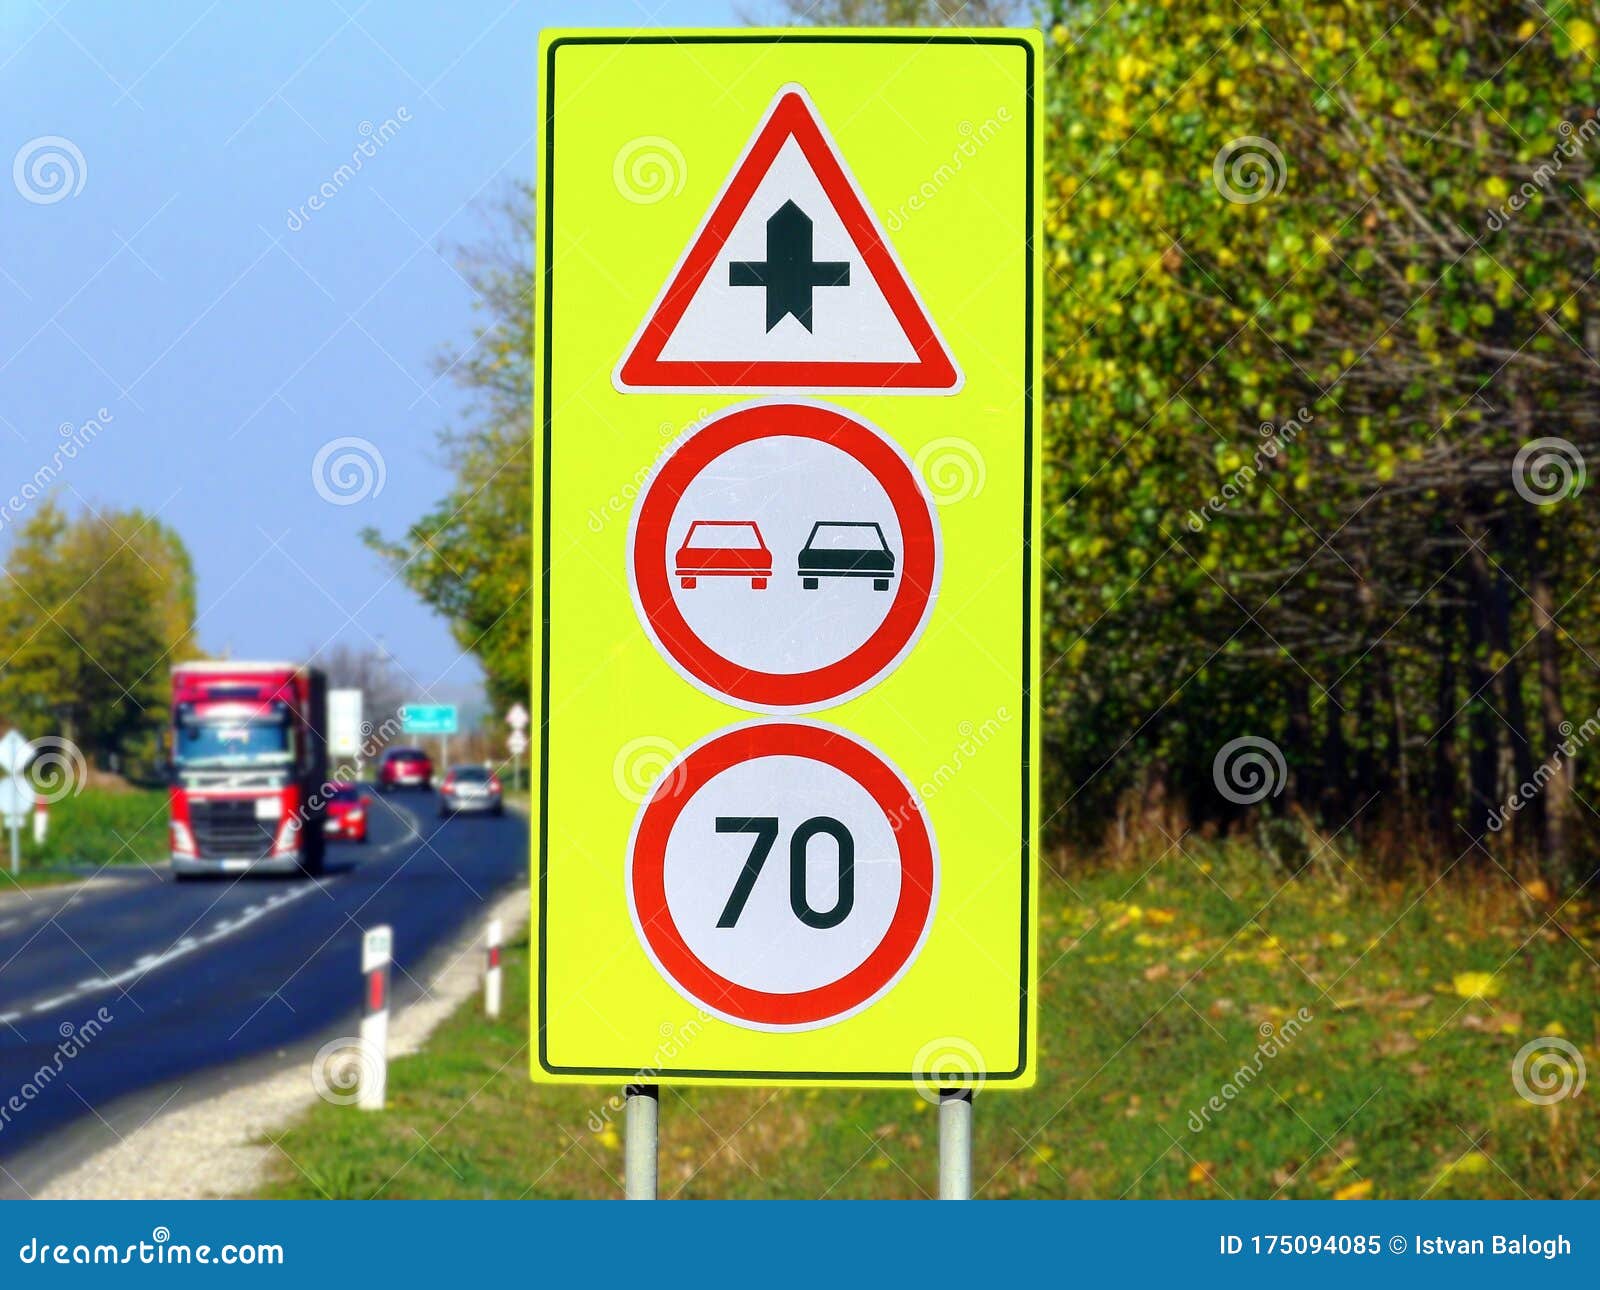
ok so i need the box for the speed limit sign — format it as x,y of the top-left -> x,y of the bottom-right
534,29 -> 1039,1087
628,721 -> 937,1031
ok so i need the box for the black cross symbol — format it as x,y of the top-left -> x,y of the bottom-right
729,200 -> 850,333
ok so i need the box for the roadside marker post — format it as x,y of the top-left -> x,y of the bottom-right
359,925 -> 393,1112
535,30 -> 1042,1197
485,917 -> 503,1019
32,797 -> 47,847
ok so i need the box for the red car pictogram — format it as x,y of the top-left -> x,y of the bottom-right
674,520 -> 772,590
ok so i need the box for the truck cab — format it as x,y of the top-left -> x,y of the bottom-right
167,662 -> 328,878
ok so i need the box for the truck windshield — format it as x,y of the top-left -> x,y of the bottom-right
175,719 -> 293,766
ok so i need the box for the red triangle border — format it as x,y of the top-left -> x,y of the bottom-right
615,86 -> 961,394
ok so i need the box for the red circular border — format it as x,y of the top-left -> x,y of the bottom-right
629,722 -> 937,1029
631,403 -> 938,710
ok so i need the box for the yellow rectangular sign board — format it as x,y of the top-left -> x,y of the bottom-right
533,29 -> 1041,1088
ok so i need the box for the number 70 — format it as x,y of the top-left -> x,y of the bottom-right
714,816 -> 855,930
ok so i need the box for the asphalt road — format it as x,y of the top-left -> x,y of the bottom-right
0,788 -> 526,1196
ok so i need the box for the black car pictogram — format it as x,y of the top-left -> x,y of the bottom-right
797,521 -> 895,591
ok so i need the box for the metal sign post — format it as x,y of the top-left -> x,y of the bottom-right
0,730 -> 36,878
507,728 -> 528,794
939,1089 -> 973,1199
0,787 -> 26,877
506,705 -> 529,793
624,1084 -> 659,1200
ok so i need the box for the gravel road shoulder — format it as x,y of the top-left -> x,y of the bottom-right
37,882 -> 529,1199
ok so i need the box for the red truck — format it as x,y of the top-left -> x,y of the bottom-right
167,661 -> 329,879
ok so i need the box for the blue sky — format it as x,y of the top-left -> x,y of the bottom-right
0,0 -> 734,716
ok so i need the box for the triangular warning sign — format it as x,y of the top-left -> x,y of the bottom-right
614,85 -> 962,395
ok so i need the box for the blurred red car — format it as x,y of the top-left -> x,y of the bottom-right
674,520 -> 771,590
324,782 -> 368,842
378,746 -> 433,791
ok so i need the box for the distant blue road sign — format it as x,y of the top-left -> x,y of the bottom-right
400,704 -> 458,736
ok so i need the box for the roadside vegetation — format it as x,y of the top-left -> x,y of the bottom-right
3,786 -> 169,886
255,846 -> 1599,1200
0,502 -> 196,780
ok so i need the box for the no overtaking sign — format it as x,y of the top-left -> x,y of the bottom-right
533,30 -> 1040,1087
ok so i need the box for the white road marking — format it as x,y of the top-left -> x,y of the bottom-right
30,993 -> 75,1012
5,880 -> 324,1020
3,797 -> 425,1023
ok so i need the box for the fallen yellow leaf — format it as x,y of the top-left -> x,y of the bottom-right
1452,971 -> 1501,1000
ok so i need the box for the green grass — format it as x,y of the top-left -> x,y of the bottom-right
254,844 -> 1599,1200
6,787 -> 169,881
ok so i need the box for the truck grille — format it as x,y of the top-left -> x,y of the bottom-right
189,799 -> 276,859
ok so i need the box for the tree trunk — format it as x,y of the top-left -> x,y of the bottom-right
1432,594 -> 1459,842
1288,681 -> 1313,814
1377,643 -> 1407,818
1322,685 -> 1348,822
1469,540 -> 1536,849
1529,565 -> 1572,883
1355,667 -> 1377,804
1464,557 -> 1498,848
